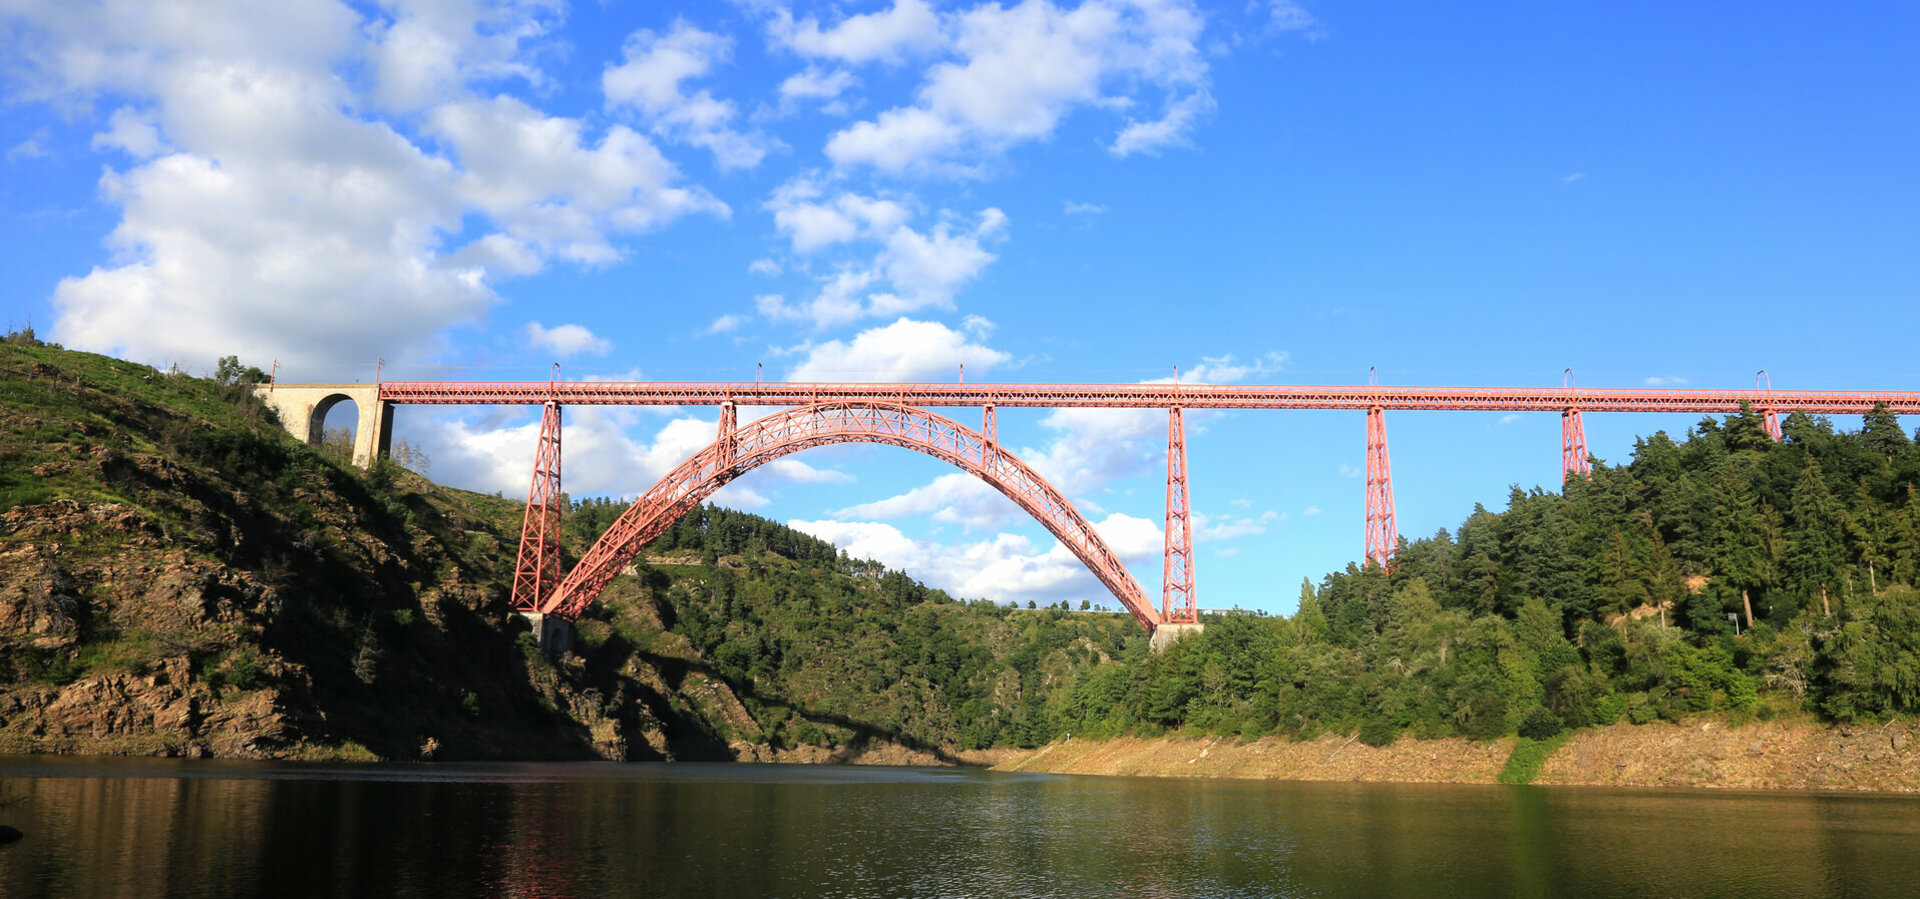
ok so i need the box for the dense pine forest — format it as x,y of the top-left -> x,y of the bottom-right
1071,406 -> 1920,747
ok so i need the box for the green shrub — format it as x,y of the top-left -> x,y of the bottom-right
1358,716 -> 1401,747
207,644 -> 265,692
1517,705 -> 1564,740
1626,692 -> 1658,725
1592,693 -> 1626,725
1458,690 -> 1509,740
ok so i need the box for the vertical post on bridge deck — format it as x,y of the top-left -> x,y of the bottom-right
1562,409 -> 1591,480
1162,406 -> 1197,624
980,404 -> 997,475
718,401 -> 738,469
1364,406 -> 1398,572
511,399 -> 564,614
1757,371 -> 1783,442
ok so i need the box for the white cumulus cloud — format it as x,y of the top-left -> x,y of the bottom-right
766,177 -> 913,253
523,322 -> 611,357
604,19 -> 772,170
410,406 -> 846,507
823,0 -> 1211,174
768,0 -> 947,66
790,510 -> 1161,607
7,0 -> 723,375
784,316 -> 1010,381
834,471 -> 1013,531
760,201 -> 1007,329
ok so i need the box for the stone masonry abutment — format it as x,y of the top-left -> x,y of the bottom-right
255,384 -> 392,469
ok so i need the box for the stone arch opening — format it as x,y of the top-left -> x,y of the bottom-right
309,394 -> 360,460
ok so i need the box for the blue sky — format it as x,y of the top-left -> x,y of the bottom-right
4,1 -> 1916,615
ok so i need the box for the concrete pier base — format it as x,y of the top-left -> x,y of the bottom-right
518,612 -> 574,659
1150,622 -> 1204,653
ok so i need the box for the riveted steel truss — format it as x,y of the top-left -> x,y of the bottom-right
540,401 -> 1161,630
1562,409 -> 1591,480
1365,407 -> 1397,571
1162,407 -> 1197,624
510,401 -> 563,612
379,380 -> 1920,414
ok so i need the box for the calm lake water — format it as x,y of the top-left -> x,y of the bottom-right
2,757 -> 1918,898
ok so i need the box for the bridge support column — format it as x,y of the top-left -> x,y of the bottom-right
517,612 -> 573,659
1763,408 -> 1783,442
511,401 -> 564,612
1150,622 -> 1204,653
718,401 -> 738,468
1162,406 -> 1197,624
1562,408 -> 1591,480
1365,406 -> 1397,571
980,404 -> 999,478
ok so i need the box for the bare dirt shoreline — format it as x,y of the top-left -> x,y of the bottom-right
991,720 -> 1920,792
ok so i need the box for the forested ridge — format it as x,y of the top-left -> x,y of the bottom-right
1083,406 -> 1920,748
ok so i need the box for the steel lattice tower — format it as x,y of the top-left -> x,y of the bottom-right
1364,406 -> 1397,571
510,400 -> 563,612
1161,406 -> 1197,624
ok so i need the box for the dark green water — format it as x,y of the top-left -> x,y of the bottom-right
2,757 -> 1917,898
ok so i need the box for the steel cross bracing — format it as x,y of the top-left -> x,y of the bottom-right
378,380 -> 1920,414
509,401 -> 563,611
1161,407 -> 1197,624
1364,407 -> 1398,570
1562,409 -> 1591,480
541,401 -> 1159,629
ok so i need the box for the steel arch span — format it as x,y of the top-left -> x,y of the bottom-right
538,401 -> 1163,630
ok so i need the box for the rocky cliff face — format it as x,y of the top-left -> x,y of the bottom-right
0,342 -> 769,762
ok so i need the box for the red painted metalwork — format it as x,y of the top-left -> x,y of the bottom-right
1757,371 -> 1783,442
1562,409 -> 1591,479
1162,407 -> 1197,624
340,372 -> 1920,603
718,401 -> 738,466
510,400 -> 563,612
377,380 -> 1920,414
1365,407 -> 1397,570
540,401 -> 1161,630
